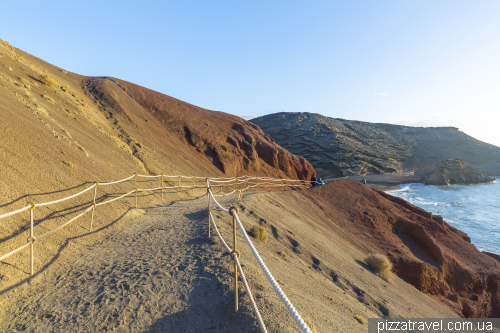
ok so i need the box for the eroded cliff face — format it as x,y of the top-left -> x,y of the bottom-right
252,112 -> 500,177
303,180 -> 500,318
91,78 -> 315,180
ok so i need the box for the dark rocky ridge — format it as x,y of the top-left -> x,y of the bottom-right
252,112 -> 500,177
424,159 -> 495,185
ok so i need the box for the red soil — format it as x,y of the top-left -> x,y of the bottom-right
87,77 -> 315,180
303,180 -> 500,318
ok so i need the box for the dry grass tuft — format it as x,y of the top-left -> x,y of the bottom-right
26,93 -> 35,102
62,160 -> 76,168
42,94 -> 55,104
355,314 -> 367,325
365,253 -> 393,282
278,251 -> 287,258
250,224 -> 268,241
40,74 -> 58,88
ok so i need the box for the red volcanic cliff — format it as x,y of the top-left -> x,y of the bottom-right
303,180 -> 500,318
84,77 -> 315,180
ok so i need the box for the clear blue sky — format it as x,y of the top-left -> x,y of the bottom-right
2,1 -> 500,146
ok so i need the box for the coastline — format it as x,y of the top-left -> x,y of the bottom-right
325,174 -> 423,191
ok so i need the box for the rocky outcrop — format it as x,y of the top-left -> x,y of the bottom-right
252,112 -> 500,177
304,180 -> 500,318
424,159 -> 495,185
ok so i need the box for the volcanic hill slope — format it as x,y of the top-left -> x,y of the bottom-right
1,38 -> 499,332
252,112 -> 500,177
0,37 -> 313,208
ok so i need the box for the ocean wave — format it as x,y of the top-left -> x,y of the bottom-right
383,180 -> 500,255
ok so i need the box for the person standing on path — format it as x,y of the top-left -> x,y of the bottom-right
311,174 -> 317,187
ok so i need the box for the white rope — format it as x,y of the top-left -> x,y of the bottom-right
0,240 -> 32,261
208,211 -> 232,253
136,187 -> 162,192
99,174 -> 136,186
38,184 -> 97,207
234,255 -> 268,333
95,189 -> 136,207
207,182 -> 229,213
136,174 -> 162,178
231,212 -> 312,333
209,178 -> 238,183
209,211 -> 267,333
0,205 -> 31,220
207,187 -> 310,332
37,205 -> 94,240
212,189 -> 239,197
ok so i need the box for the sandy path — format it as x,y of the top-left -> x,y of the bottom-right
1,188 -> 460,333
1,196 -> 260,333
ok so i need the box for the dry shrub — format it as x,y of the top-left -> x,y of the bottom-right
62,160 -> 76,168
26,93 -> 35,101
42,94 -> 55,103
40,74 -> 58,88
250,224 -> 268,241
278,251 -> 287,258
355,314 -> 367,325
365,253 -> 393,282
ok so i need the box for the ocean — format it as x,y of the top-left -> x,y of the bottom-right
386,180 -> 500,255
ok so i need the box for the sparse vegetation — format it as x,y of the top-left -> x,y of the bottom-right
250,224 -> 268,241
278,251 -> 287,258
26,93 -> 35,102
62,160 -> 76,168
42,94 -> 55,103
40,74 -> 58,88
365,253 -> 393,282
355,314 -> 367,325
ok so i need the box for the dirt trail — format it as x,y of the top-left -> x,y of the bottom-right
1,196 -> 260,333
1,187 -> 459,333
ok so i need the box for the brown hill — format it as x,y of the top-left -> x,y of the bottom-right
1,37 -> 497,332
0,37 -> 313,207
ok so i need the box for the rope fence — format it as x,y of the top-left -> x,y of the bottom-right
0,172 -> 314,332
206,179 -> 312,333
